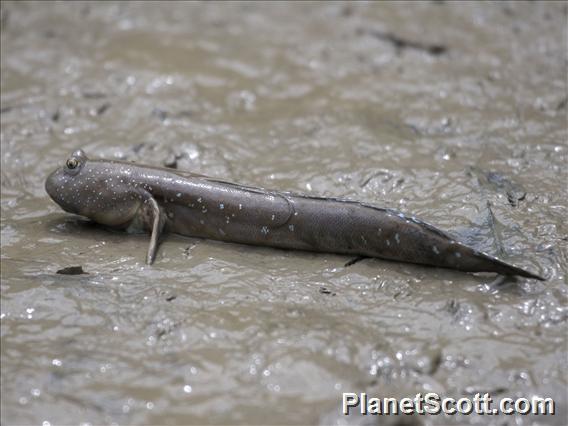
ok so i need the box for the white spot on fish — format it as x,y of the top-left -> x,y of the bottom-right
288,224 -> 295,232
395,233 -> 400,244
386,240 -> 390,246
398,213 -> 405,218
200,219 -> 204,225
197,197 -> 202,203
455,252 -> 462,258
433,246 -> 440,254
219,203 -> 224,209
261,226 -> 269,235
176,193 -> 181,198
238,204 -> 242,210
202,207 -> 208,213
271,214 -> 275,221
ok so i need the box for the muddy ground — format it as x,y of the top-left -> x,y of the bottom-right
1,2 -> 567,425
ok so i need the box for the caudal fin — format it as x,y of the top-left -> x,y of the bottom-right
475,251 -> 545,281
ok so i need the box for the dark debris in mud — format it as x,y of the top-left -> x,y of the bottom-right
183,244 -> 198,256
319,287 -> 336,296
485,172 -> 527,207
468,167 -> 527,208
56,266 -> 87,275
164,152 -> 183,169
152,318 -> 183,340
95,102 -> 111,116
359,28 -> 448,56
506,191 -> 526,207
443,299 -> 460,316
159,289 -> 178,302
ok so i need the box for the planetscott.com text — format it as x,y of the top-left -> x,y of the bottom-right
342,392 -> 555,416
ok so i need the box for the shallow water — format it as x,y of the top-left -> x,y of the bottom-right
1,2 -> 567,425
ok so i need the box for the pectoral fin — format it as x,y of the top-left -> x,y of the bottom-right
146,196 -> 165,265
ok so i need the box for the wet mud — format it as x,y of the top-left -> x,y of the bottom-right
1,2 -> 567,425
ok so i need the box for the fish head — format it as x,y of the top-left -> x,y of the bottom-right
45,150 -> 142,227
45,149 -> 90,216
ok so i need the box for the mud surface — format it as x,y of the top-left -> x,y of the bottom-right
1,2 -> 567,425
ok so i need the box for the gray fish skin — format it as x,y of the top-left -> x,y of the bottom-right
45,150 -> 544,280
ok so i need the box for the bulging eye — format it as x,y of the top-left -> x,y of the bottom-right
66,158 -> 78,169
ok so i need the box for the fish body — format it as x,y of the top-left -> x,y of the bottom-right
45,150 -> 544,280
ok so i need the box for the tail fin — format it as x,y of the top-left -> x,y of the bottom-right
474,251 -> 545,281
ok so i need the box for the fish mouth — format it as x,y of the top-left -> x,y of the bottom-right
45,167 -> 78,214
45,168 -> 63,201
